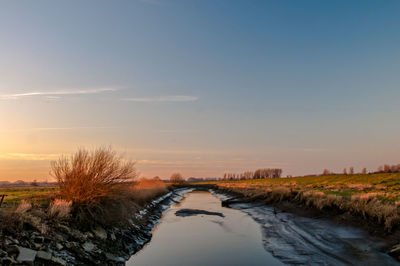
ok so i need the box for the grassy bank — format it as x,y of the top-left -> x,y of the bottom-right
0,148 -> 175,264
201,173 -> 400,232
0,186 -> 57,208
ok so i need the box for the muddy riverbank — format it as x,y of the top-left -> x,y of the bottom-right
211,184 -> 400,262
128,189 -> 398,265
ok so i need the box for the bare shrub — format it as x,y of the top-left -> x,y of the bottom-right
170,172 -> 184,184
51,147 -> 136,203
48,199 -> 72,219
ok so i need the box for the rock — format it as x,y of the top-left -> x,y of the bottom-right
84,231 -> 94,238
33,235 -> 45,244
105,252 -> 125,262
36,250 -> 52,261
33,243 -> 42,250
92,226 -> 107,240
16,247 -> 37,264
5,245 -> 19,256
51,256 -> 67,266
110,232 -> 116,241
58,224 -> 71,235
5,237 -> 18,245
56,243 -> 64,251
64,241 -> 78,249
0,249 -> 7,257
69,229 -> 87,242
53,233 -> 65,242
82,241 -> 96,253
1,256 -> 17,265
389,244 -> 400,256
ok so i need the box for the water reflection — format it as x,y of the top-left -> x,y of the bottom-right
127,191 -> 282,266
128,190 -> 398,266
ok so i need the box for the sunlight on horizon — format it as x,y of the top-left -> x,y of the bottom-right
1,0 -> 400,181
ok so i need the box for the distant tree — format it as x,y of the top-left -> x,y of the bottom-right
322,169 -> 330,175
343,168 -> 347,175
384,164 -> 391,173
31,179 -> 39,187
361,168 -> 367,174
153,176 -> 161,180
349,167 -> 354,175
170,172 -> 184,184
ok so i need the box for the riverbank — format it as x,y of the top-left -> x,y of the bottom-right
205,183 -> 400,261
0,187 -> 191,265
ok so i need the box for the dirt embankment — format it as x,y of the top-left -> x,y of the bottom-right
0,188 -> 190,266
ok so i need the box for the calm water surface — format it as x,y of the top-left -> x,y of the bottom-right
128,190 -> 398,266
128,191 -> 282,266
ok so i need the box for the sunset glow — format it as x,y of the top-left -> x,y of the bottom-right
1,1 -> 400,181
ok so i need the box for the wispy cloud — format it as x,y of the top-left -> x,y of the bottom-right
122,95 -> 199,102
0,88 -> 117,100
0,153 -> 60,161
0,126 -> 123,133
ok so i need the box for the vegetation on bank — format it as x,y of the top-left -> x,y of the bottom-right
0,147 -> 171,234
202,173 -> 400,231
0,186 -> 57,207
0,147 -> 179,265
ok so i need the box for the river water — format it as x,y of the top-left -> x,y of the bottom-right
127,190 -> 398,266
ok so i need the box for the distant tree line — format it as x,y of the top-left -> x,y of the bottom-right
223,168 -> 283,180
322,166 -> 367,176
376,164 -> 400,173
187,177 -> 219,182
321,163 -> 400,176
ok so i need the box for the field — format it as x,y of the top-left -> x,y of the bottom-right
0,186 -> 58,208
205,173 -> 400,203
197,173 -> 400,231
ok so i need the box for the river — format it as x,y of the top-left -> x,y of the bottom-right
127,190 -> 398,266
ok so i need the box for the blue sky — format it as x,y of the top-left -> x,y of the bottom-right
1,0 -> 400,180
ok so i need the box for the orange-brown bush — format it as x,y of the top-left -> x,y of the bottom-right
51,147 -> 136,203
131,178 -> 168,205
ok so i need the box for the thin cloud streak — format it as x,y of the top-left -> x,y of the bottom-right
122,95 -> 199,102
0,126 -> 124,133
0,88 -> 117,100
0,153 -> 60,161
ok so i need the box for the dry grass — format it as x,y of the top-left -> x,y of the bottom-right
210,173 -> 400,232
51,147 -> 137,203
48,199 -> 72,219
1,148 -> 172,229
131,178 -> 168,205
15,200 -> 31,214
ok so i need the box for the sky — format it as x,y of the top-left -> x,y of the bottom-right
1,0 -> 400,181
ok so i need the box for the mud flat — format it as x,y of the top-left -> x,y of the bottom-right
213,185 -> 400,263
